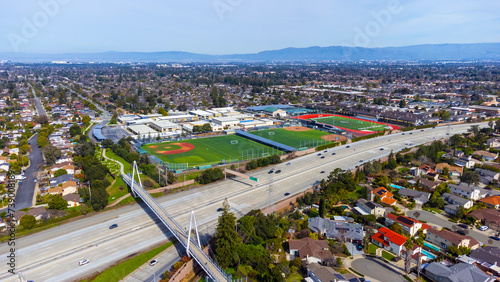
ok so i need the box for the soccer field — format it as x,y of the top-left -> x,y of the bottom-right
142,135 -> 282,167
296,114 -> 397,133
249,128 -> 332,148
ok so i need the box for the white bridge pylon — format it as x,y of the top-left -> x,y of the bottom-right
186,210 -> 202,257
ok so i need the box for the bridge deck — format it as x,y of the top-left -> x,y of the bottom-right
122,173 -> 228,281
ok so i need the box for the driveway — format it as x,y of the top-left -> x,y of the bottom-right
407,210 -> 500,248
351,257 -> 407,282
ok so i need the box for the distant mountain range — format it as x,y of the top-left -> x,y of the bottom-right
1,43 -> 500,63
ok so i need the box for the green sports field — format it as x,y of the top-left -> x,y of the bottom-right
142,135 -> 282,167
248,128 -> 332,148
311,116 -> 390,132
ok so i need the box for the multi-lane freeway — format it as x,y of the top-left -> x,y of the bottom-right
0,122 -> 487,281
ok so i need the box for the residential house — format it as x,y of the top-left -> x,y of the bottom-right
470,246 -> 500,275
48,162 -> 75,177
413,177 -> 439,191
355,198 -> 385,217
449,183 -> 483,201
48,180 -> 77,196
0,172 -> 6,183
475,168 -> 500,185
384,214 -> 431,236
397,188 -> 431,205
469,209 -> 500,228
442,193 -> 474,214
289,237 -> 334,264
371,227 -> 407,256
454,155 -> 476,169
11,210 -> 26,225
27,207 -> 51,221
487,137 -> 500,148
479,195 -> 500,209
370,187 -> 397,205
426,228 -> 480,250
0,156 -> 8,164
0,163 -> 9,172
473,150 -> 498,161
49,174 -> 77,188
308,217 -> 364,243
63,194 -> 81,207
423,262 -> 494,282
307,262 -> 349,282
435,163 -> 463,176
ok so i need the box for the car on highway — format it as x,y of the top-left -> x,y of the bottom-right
109,224 -> 118,229
324,150 -> 328,153
409,132 -> 413,134
268,168 -> 275,174
217,208 -> 223,212
149,259 -> 159,266
380,148 -> 384,150
490,236 -> 500,241
321,156 -> 325,159
346,145 -> 350,148
78,259 -> 90,266
331,152 -> 336,155
446,133 -> 450,135
458,224 -> 469,229
479,226 -> 489,231
275,170 -> 281,174
421,129 -> 424,131
359,160 -> 363,162
317,153 -> 321,156
286,162 -> 291,166
402,133 -> 405,135
320,171 -> 325,174
284,193 -> 290,196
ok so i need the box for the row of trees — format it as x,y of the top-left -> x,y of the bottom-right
245,155 -> 281,171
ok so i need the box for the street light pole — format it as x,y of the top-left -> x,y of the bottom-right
144,267 -> 157,282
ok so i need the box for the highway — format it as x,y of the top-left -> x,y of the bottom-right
0,122 -> 487,281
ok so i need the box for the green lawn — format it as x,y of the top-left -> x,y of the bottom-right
143,135 -> 282,168
423,207 -> 443,214
368,243 -> 379,255
382,250 -> 396,261
249,128 -> 332,148
334,268 -> 350,275
106,176 -> 129,203
92,241 -> 174,282
347,186 -> 363,200
105,149 -> 130,173
310,115 -> 389,132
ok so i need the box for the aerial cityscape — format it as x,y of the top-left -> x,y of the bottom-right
1,1 -> 500,282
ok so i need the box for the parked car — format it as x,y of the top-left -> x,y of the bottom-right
489,236 -> 500,241
78,259 -> 90,266
33,178 -> 37,183
458,224 -> 469,229
149,259 -> 159,266
479,226 -> 489,231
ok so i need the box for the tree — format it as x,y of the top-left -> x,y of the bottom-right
90,188 -> 109,211
215,199 -> 241,268
69,123 -> 81,137
399,99 -> 406,108
20,214 -> 36,229
82,115 -> 91,127
53,168 -> 68,178
404,238 -> 414,274
319,198 -> 326,218
389,222 -> 404,235
48,195 -> 68,210
101,139 -> 114,148
460,170 -> 479,186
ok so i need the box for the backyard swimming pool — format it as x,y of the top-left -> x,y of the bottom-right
421,249 -> 436,260
424,242 -> 440,252
390,184 -> 404,189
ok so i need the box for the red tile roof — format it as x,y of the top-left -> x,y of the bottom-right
375,227 -> 408,246
479,195 -> 500,206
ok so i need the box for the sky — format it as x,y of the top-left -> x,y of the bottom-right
1,0 -> 499,54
